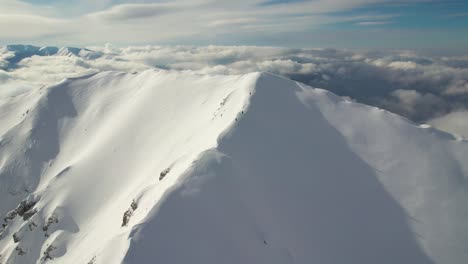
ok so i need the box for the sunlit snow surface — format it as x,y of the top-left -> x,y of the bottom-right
3,44 -> 468,138
0,70 -> 467,263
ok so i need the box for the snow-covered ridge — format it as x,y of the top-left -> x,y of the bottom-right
0,70 -> 467,264
1,45 -> 103,66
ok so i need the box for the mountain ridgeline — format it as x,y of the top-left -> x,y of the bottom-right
0,70 -> 467,263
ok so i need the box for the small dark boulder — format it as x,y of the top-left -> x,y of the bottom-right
131,200 -> 138,211
23,208 -> 37,221
13,233 -> 20,243
159,168 -> 170,180
121,210 -> 133,227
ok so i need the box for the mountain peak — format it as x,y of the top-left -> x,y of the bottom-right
0,70 -> 467,263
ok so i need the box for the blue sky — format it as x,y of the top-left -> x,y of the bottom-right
0,0 -> 467,52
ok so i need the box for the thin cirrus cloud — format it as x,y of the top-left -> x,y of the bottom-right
87,1 -> 203,21
355,21 -> 393,26
90,4 -> 172,21
0,0 -> 466,49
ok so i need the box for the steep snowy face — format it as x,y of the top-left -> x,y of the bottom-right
0,70 -> 467,264
0,70 -> 257,263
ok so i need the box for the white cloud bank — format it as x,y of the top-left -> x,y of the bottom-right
429,111 -> 468,139
1,44 -> 468,136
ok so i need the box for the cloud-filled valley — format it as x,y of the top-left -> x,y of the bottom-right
1,44 -> 467,137
1,1 -> 468,263
1,63 -> 468,264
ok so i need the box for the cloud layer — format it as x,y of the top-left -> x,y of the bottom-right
429,110 -> 468,138
1,44 -> 468,136
1,0 -> 467,50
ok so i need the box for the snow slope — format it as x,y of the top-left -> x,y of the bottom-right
1,45 -> 103,66
0,70 -> 467,264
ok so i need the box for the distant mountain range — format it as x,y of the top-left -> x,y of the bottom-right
2,44 -> 104,66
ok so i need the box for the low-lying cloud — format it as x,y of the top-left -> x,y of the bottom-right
1,44 -> 468,137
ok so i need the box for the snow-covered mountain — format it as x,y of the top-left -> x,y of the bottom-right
0,70 -> 467,264
0,45 -> 103,68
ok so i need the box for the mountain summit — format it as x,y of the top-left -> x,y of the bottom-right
0,70 -> 467,263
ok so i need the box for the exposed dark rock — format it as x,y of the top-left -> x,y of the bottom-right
16,200 -> 37,217
28,221 -> 38,231
4,211 -> 18,223
131,200 -> 138,211
4,199 -> 37,223
13,233 -> 19,243
122,210 -> 133,227
42,244 -> 56,261
122,200 -> 138,227
23,208 -> 38,221
43,214 -> 59,234
15,246 -> 26,256
159,168 -> 170,180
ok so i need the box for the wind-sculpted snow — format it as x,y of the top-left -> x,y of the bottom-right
0,70 -> 467,263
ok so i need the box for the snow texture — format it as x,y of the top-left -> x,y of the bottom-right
0,70 -> 467,264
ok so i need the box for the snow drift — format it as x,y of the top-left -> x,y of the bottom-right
0,70 -> 467,264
